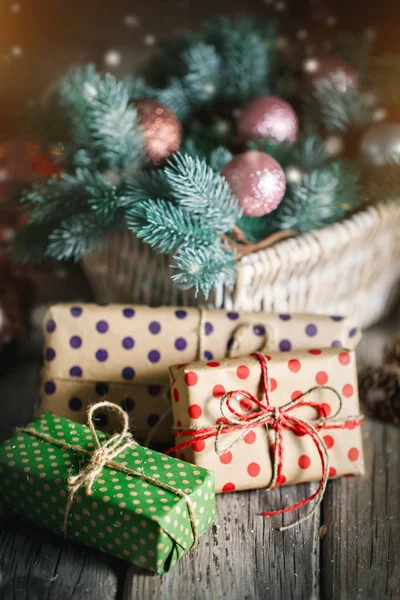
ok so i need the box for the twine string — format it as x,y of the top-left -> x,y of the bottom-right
167,352 -> 363,531
16,401 -> 198,546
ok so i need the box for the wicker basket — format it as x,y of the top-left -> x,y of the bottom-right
81,202 -> 400,329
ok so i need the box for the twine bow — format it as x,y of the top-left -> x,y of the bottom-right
17,401 -> 198,545
168,352 -> 363,531
66,402 -> 134,499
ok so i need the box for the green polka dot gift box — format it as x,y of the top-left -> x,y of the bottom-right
40,303 -> 361,445
0,409 -> 215,573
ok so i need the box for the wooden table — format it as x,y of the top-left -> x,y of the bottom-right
0,280 -> 399,599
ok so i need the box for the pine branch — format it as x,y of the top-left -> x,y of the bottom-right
209,147 -> 233,172
123,170 -> 174,203
182,140 -> 233,170
59,64 -> 102,147
275,162 -> 362,232
60,66 -> 146,170
18,168 -> 125,263
185,118 -> 234,155
86,74 -> 145,170
291,134 -> 329,171
182,43 -> 221,104
248,138 -> 294,167
164,152 -> 241,231
46,214 -> 110,261
123,75 -> 156,100
125,199 -> 218,254
156,78 -> 193,121
171,243 -> 236,297
22,170 -> 95,224
73,149 -> 94,168
180,139 -> 208,161
203,17 -> 274,103
305,81 -> 372,132
86,179 -> 123,225
250,133 -> 329,173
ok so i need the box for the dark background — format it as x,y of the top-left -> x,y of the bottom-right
0,0 -> 399,135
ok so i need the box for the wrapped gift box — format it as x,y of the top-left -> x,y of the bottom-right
0,411 -> 215,573
169,348 -> 364,494
40,303 -> 362,444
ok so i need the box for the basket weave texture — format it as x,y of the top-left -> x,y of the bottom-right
81,202 -> 400,329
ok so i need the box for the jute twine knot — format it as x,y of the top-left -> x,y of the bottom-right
66,402 -> 133,499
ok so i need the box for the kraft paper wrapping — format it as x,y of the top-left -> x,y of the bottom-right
40,303 -> 362,445
169,348 -> 364,493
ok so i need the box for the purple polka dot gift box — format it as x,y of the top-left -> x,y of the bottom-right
40,303 -> 362,445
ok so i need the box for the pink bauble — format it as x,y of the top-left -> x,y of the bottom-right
222,151 -> 286,217
303,57 -> 359,93
237,97 -> 299,145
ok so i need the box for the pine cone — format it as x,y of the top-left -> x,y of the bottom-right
383,334 -> 400,368
359,366 -> 400,426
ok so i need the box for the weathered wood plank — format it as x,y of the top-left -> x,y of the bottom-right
321,419 -> 400,600
0,518 -> 122,600
124,483 -> 320,600
0,355 -> 122,600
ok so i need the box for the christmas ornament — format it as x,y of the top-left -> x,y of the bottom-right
222,151 -> 286,217
133,99 -> 182,166
303,57 -> 359,93
359,366 -> 400,426
237,97 -> 299,145
360,123 -> 400,165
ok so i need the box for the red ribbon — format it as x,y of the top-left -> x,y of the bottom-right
167,352 -> 363,530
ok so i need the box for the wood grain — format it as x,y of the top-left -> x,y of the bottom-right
321,418 -> 400,600
0,518 -> 122,600
124,483 -> 321,600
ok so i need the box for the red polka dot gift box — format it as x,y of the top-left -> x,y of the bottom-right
168,348 -> 364,495
40,303 -> 361,445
